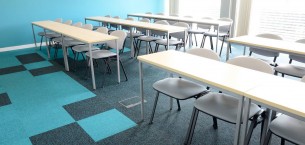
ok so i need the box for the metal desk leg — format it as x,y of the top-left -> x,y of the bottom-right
139,62 -> 144,122
61,35 -> 69,71
167,32 -> 170,51
130,27 -> 134,57
85,19 -> 87,24
243,46 -> 246,55
88,44 -> 96,89
234,96 -> 245,145
116,39 -> 121,83
260,108 -> 272,145
32,24 -> 37,48
226,42 -> 231,61
44,29 -> 50,58
184,30 -> 187,52
240,98 -> 251,145
216,24 -> 219,52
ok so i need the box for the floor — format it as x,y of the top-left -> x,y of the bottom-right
0,37 -> 296,145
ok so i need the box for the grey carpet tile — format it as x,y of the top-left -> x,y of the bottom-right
0,93 -> 11,107
16,53 -> 45,64
30,122 -> 95,145
0,65 -> 26,75
63,96 -> 113,121
29,66 -> 62,76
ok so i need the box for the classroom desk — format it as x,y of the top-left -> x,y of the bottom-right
241,77 -> 305,145
137,50 -> 276,145
85,16 -> 187,57
227,35 -> 305,61
128,13 -> 231,50
31,21 -> 119,89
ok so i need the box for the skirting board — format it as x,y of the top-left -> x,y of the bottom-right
0,43 -> 45,52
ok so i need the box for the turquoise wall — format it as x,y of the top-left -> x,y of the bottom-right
0,0 -> 165,48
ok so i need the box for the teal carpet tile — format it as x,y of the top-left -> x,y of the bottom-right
78,109 -> 136,142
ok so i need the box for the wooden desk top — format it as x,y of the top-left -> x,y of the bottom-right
229,35 -> 305,56
128,13 -> 230,26
32,20 -> 118,44
86,16 -> 187,33
138,50 -> 274,95
245,77 -> 305,118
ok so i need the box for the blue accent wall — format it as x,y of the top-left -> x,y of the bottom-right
0,0 -> 165,48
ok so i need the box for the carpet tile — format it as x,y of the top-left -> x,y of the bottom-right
30,123 -> 95,145
78,109 -> 136,142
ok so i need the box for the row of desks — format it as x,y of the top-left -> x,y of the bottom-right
31,21 -> 119,90
85,16 -> 188,57
127,13 -> 232,50
138,50 -> 305,145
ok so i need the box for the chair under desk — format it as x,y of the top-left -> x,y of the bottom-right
138,50 -> 305,145
85,16 -> 187,57
31,20 -> 119,90
127,13 -> 231,50
227,35 -> 305,61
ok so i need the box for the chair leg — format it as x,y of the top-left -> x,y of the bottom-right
209,36 -> 214,50
119,60 -> 128,81
263,129 -> 273,145
212,117 -> 218,129
249,51 -> 253,56
149,91 -> 160,124
154,43 -> 159,53
194,34 -> 198,46
176,99 -> 181,111
184,108 -> 199,145
281,73 -> 284,77
219,37 -> 225,56
149,42 -> 153,53
201,36 -> 206,48
280,138 -> 285,145
245,116 -> 259,145
39,36 -> 44,50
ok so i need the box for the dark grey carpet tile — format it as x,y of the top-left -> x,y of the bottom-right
16,53 -> 45,64
30,122 -> 95,145
0,93 -> 11,107
29,66 -> 62,76
63,96 -> 112,121
0,65 -> 26,75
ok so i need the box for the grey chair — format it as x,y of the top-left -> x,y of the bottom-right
188,17 -> 213,47
71,27 -> 109,70
93,15 -> 111,30
38,18 -> 62,50
154,22 -> 189,52
184,56 -> 274,145
202,18 -> 233,56
85,30 -> 128,87
263,76 -> 305,145
136,20 -> 169,55
108,16 -> 120,33
275,39 -> 305,77
249,33 -> 283,66
127,18 -> 150,57
149,48 -> 220,124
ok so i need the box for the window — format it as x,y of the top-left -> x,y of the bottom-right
249,0 -> 305,41
178,0 -> 221,18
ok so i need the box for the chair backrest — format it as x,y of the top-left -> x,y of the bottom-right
110,16 -> 120,29
250,33 -> 283,58
145,12 -> 152,14
170,22 -> 189,40
197,17 -> 214,30
289,39 -> 305,63
187,48 -> 220,61
137,18 -> 150,33
218,18 -> 233,34
151,20 -> 170,36
96,27 -> 108,34
156,13 -> 164,15
73,22 -> 83,27
122,18 -> 134,30
105,15 -> 111,17
54,18 -> 62,23
301,75 -> 305,82
107,30 -> 127,51
63,20 -> 72,25
82,24 -> 93,30
227,56 -> 274,74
